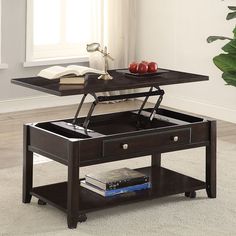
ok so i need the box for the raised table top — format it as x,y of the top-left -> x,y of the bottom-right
11,69 -> 208,96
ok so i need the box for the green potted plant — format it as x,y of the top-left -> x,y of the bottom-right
207,6 -> 236,86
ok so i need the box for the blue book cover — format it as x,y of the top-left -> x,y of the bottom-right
105,182 -> 151,197
81,180 -> 151,197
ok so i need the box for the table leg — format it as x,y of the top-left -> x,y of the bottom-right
67,142 -> 80,229
206,121 -> 217,198
150,153 -> 161,190
151,153 -> 161,167
22,125 -> 33,203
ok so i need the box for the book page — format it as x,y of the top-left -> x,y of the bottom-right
67,65 -> 104,76
38,66 -> 78,79
38,65 -> 105,80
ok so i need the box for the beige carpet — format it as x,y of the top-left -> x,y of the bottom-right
0,140 -> 236,236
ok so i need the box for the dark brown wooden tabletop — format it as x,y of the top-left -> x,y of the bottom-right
11,69 -> 208,96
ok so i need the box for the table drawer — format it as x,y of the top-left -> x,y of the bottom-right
102,128 -> 191,157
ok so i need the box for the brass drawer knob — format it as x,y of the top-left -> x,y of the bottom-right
122,144 -> 129,150
172,136 -> 179,142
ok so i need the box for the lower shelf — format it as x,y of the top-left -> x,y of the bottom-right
31,166 -> 206,213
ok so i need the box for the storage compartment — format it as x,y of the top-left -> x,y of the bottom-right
36,110 -> 178,139
35,108 -> 203,139
88,111 -> 176,135
155,108 -> 204,123
36,122 -> 90,139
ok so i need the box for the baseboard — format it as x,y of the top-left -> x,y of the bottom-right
147,95 -> 236,124
0,94 -> 93,113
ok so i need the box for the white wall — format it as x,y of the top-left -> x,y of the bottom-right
136,0 -> 236,123
0,0 -> 91,113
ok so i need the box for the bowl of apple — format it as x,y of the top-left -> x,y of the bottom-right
119,61 -> 168,78
116,61 -> 168,78
129,61 -> 158,74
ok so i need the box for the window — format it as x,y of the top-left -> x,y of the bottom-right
0,0 -> 8,69
0,0 -> 1,63
0,0 -> 2,63
26,0 -> 102,64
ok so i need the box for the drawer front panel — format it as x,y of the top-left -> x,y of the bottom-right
103,128 -> 191,157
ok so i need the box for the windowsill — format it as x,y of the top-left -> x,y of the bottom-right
0,63 -> 8,69
23,56 -> 89,68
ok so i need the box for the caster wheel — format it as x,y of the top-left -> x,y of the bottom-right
185,191 -> 196,198
78,214 -> 87,223
189,191 -> 196,198
67,219 -> 77,229
185,192 -> 190,197
38,199 -> 47,205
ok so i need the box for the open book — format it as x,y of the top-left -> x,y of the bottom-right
38,65 -> 104,80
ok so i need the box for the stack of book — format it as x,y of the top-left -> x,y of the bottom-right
81,168 -> 151,197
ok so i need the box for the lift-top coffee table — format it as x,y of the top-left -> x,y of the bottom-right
12,69 -> 216,229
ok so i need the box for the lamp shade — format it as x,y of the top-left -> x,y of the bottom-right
86,43 -> 101,52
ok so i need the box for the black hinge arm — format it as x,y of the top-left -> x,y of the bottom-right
72,94 -> 87,125
97,89 -> 164,102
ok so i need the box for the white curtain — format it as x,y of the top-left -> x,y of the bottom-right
89,0 -> 137,98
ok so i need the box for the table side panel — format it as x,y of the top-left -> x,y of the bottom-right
28,125 -> 69,163
191,122 -> 210,143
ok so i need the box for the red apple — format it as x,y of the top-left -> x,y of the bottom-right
148,62 -> 158,73
129,62 -> 138,73
138,63 -> 148,74
141,61 -> 149,66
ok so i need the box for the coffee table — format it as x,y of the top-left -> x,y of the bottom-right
12,69 -> 216,229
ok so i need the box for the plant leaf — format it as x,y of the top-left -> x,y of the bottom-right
207,36 -> 232,43
228,6 -> 236,11
213,54 -> 236,72
222,72 -> 236,86
233,26 -> 236,38
222,39 -> 236,53
226,11 -> 236,20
